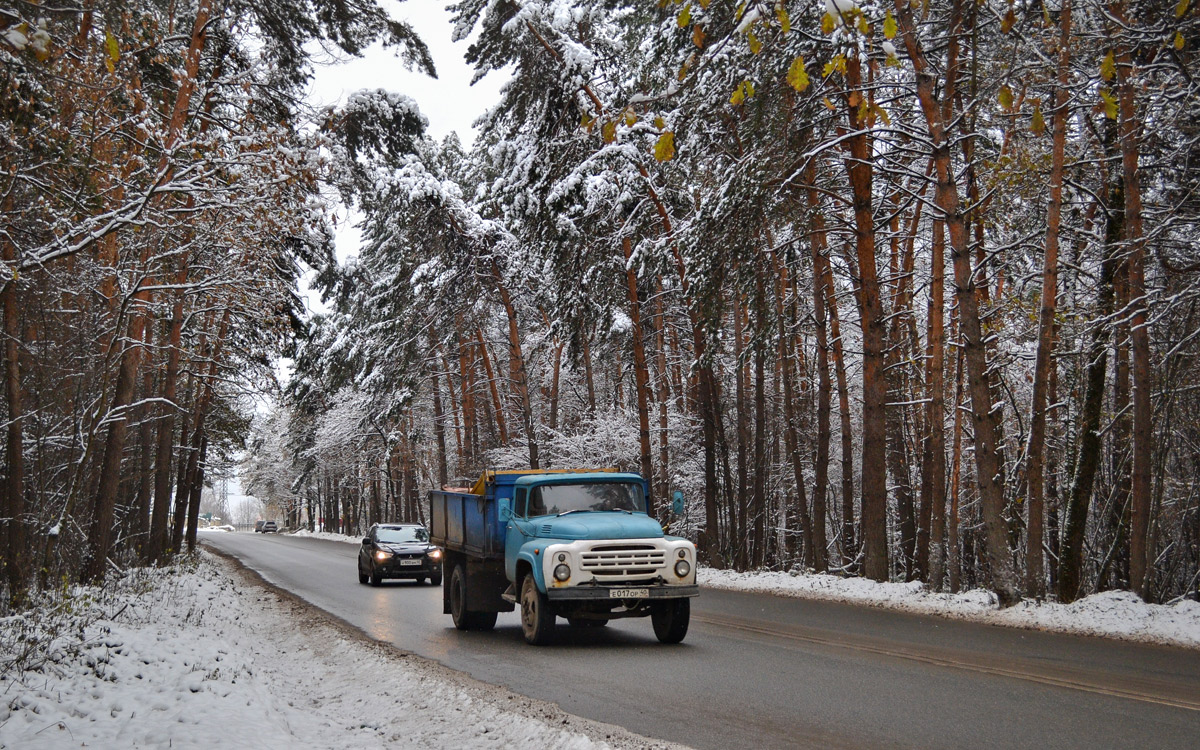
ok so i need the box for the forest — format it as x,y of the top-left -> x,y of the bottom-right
2,0 -> 1199,610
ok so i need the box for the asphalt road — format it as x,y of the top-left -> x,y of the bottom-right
202,532 -> 1200,750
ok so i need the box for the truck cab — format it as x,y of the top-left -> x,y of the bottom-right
430,470 -> 698,645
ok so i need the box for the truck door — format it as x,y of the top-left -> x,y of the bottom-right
505,487 -> 539,581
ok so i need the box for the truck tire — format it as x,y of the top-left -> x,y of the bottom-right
520,575 -> 555,645
450,564 -> 496,631
651,598 -> 690,644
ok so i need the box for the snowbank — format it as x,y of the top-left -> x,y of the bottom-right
699,567 -> 1200,649
0,556 -> 678,749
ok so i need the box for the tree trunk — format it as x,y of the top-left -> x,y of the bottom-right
622,236 -> 655,514
2,225 -> 26,599
925,219 -> 948,590
896,0 -> 1020,605
493,262 -> 538,469
1113,5 -> 1152,600
1026,0 -> 1071,599
1059,189 -> 1123,603
430,335 -> 449,489
841,54 -> 888,582
475,328 -> 508,445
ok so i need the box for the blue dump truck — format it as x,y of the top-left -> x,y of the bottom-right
429,469 -> 699,645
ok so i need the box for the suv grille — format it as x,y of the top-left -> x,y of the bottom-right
580,544 -> 666,579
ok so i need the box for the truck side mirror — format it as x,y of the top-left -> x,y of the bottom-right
672,490 -> 684,516
499,504 -> 512,521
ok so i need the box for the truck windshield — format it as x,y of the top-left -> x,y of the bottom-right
527,483 -> 646,517
377,527 -> 428,543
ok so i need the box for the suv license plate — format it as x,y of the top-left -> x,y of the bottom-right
399,559 -> 421,566
609,588 -> 649,598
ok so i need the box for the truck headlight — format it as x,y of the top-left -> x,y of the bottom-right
553,564 -> 571,582
374,550 -> 392,562
674,560 -> 691,578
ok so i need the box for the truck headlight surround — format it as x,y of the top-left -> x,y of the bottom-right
674,560 -> 691,578
553,563 -> 571,582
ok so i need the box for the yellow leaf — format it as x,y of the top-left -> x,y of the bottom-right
693,23 -> 706,48
677,4 -> 691,28
1031,105 -> 1045,134
822,97 -> 836,110
874,103 -> 891,125
697,0 -> 710,7
1100,50 -> 1116,81
731,84 -> 745,106
856,97 -> 869,124
602,120 -> 617,144
1001,9 -> 1016,33
786,56 -> 810,92
105,29 -> 120,72
654,116 -> 666,129
821,12 -> 836,34
748,30 -> 761,54
1177,0 -> 1190,18
624,108 -> 638,127
581,113 -> 594,131
856,15 -> 870,35
777,6 -> 791,34
884,11 -> 897,39
736,1 -> 746,21
1175,31 -> 1185,50
848,91 -> 861,107
654,131 -> 676,162
1100,88 -> 1118,120
999,85 -> 1014,111
745,81 -> 755,98
834,54 -> 846,74
823,60 -> 835,77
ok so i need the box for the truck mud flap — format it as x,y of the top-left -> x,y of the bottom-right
546,585 -> 699,601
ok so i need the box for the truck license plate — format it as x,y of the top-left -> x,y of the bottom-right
609,588 -> 649,598
399,559 -> 421,566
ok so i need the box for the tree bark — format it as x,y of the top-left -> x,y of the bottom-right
493,262 -> 538,469
1026,0 -> 1071,599
622,236 -> 655,514
925,219 -> 948,590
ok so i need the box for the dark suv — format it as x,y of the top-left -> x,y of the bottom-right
358,524 -> 443,587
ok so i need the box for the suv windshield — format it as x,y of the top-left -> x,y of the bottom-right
377,527 -> 428,544
527,483 -> 646,517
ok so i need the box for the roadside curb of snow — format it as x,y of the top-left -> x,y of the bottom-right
697,567 -> 1200,650
204,546 -> 689,750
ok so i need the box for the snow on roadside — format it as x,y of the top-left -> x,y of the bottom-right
286,529 -> 1200,648
0,555 -> 682,750
699,566 -> 1200,649
291,528 -> 365,545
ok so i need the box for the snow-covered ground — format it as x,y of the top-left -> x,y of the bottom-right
0,552 -> 681,750
700,567 -> 1200,649
294,527 -> 1200,648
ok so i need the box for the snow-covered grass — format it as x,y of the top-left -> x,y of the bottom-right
699,566 -> 1200,649
0,555 -> 679,750
290,528 -> 1200,648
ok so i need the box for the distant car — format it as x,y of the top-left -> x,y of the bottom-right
260,520 -> 279,533
254,521 -> 265,533
358,523 -> 443,587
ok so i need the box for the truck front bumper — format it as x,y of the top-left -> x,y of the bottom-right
545,584 -> 699,601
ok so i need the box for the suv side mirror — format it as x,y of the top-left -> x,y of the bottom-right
672,490 -> 684,516
362,537 -> 371,545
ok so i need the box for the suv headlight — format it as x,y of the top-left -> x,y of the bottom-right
428,548 -> 442,560
374,550 -> 392,562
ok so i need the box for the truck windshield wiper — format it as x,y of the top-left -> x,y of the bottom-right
556,509 -> 589,517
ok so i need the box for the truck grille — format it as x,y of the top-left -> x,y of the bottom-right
580,544 -> 666,579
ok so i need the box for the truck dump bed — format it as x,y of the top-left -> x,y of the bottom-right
429,489 -> 504,560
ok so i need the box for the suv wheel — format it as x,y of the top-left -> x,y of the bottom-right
358,565 -> 369,585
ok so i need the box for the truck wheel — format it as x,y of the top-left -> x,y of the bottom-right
450,565 -> 497,631
520,576 -> 555,645
651,598 -> 690,644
